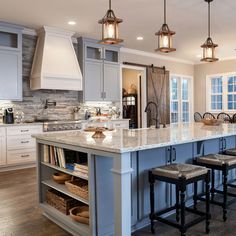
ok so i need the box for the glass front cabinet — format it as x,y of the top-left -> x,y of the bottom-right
78,37 -> 121,102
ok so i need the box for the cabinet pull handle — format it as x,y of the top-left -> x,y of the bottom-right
21,141 -> 29,144
21,154 -> 30,158
167,147 -> 171,163
21,129 -> 29,132
172,147 -> 177,162
104,92 -> 106,99
223,138 -> 227,150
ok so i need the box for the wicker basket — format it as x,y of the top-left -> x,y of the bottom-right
70,206 -> 90,225
65,178 -> 89,200
46,189 -> 78,215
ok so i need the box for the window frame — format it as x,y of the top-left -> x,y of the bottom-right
170,74 -> 193,124
206,72 -> 236,113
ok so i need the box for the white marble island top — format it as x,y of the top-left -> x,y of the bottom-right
33,123 -> 236,154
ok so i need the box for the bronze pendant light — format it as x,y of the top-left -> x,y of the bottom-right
201,0 -> 218,62
98,0 -> 123,44
155,0 -> 176,53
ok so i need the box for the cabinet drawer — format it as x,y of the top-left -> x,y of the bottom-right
7,135 -> 36,150
0,127 -> 6,137
7,125 -> 42,136
7,149 -> 36,165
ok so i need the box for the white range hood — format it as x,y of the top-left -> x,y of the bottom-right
30,26 -> 83,91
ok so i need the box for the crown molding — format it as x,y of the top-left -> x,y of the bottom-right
120,47 -> 194,65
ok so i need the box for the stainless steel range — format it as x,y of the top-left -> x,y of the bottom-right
42,120 -> 84,132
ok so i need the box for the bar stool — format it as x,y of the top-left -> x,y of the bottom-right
149,163 -> 210,236
194,153 -> 236,221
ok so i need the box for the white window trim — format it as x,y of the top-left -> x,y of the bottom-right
170,74 -> 194,123
206,72 -> 236,113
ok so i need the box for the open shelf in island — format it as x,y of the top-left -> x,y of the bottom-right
41,203 -> 90,236
41,162 -> 89,180
42,179 -> 89,205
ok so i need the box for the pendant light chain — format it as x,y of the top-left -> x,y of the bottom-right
109,0 -> 111,10
164,0 -> 167,24
208,1 -> 211,38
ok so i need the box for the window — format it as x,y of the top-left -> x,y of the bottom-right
206,73 -> 236,112
170,75 -> 193,123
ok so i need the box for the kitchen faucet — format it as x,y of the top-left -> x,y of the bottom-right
144,101 -> 160,129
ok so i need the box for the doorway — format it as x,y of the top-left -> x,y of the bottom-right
121,65 -> 147,128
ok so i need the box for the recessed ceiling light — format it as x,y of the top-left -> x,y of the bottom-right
68,21 -> 76,25
137,36 -> 144,41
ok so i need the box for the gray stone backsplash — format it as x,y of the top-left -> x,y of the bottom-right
0,34 -> 119,122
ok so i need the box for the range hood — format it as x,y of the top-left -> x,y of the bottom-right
30,26 -> 83,91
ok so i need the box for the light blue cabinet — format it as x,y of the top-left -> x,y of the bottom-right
78,37 -> 121,102
0,22 -> 23,101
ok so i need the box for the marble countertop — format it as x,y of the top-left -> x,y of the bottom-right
33,123 -> 236,154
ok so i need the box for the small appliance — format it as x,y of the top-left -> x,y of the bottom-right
3,108 -> 14,124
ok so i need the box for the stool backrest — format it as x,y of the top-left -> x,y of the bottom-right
217,112 -> 232,123
203,112 -> 215,119
194,112 -> 203,122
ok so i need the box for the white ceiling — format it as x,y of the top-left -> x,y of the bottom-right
0,0 -> 236,63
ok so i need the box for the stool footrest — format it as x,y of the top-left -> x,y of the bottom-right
185,207 -> 207,216
154,206 -> 176,217
227,183 -> 236,188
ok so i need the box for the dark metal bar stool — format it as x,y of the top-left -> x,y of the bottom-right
194,154 -> 236,221
149,163 -> 210,236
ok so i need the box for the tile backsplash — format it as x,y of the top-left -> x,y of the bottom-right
0,34 -> 120,122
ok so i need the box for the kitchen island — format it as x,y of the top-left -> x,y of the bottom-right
34,123 -> 236,236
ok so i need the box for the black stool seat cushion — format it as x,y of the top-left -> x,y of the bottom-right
225,148 -> 236,156
197,154 -> 236,166
151,163 -> 208,180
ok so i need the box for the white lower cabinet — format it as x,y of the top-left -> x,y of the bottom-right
0,124 -> 42,169
0,128 -> 6,165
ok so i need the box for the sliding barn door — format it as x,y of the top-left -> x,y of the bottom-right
146,67 -> 170,127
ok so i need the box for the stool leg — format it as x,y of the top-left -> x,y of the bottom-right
149,171 -> 155,234
180,186 -> 186,236
176,185 -> 180,222
205,171 -> 210,234
223,168 -> 228,222
211,169 -> 215,201
193,181 -> 198,210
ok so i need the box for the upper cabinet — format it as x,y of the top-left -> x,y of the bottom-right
78,37 -> 121,102
0,22 -> 23,101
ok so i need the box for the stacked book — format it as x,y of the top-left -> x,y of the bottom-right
43,145 -> 66,168
73,163 -> 88,179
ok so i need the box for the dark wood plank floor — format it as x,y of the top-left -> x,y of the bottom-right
0,168 -> 236,236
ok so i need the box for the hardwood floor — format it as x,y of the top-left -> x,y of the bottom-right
0,168 -> 236,236
0,168 -> 69,236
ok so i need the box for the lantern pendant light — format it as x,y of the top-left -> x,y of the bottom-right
155,0 -> 176,53
98,0 -> 123,44
201,0 -> 218,62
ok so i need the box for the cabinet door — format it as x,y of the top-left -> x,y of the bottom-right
138,147 -> 169,220
103,63 -> 120,101
0,50 -> 22,100
0,137 -> 6,166
84,60 -> 103,101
